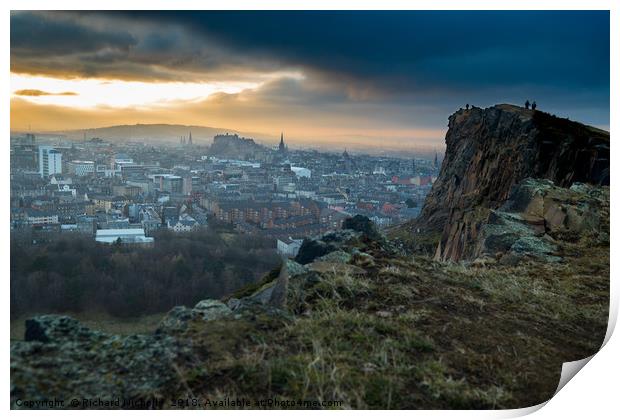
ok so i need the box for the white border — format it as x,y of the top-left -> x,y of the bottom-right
3,2 -> 617,420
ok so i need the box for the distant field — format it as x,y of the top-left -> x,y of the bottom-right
11,312 -> 166,341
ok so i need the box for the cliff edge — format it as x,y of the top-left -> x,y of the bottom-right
413,104 -> 609,261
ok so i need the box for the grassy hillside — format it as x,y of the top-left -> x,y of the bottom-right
157,235 -> 608,409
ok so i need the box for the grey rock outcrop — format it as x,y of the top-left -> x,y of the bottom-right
317,250 -> 353,264
12,315 -> 196,408
473,178 -> 608,264
342,215 -> 382,240
157,299 -> 231,334
24,315 -> 105,343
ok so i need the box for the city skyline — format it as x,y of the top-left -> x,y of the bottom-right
11,11 -> 610,149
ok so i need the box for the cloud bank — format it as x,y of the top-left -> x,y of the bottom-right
10,11 -> 610,148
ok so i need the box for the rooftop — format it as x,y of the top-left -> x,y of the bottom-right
95,228 -> 146,237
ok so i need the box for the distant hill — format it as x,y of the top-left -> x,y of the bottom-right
55,124 -> 271,146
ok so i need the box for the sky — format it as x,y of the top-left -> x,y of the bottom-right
10,11 -> 610,151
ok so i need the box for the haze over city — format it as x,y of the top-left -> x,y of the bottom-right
10,11 -> 609,151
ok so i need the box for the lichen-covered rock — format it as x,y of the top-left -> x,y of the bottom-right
12,315 -> 196,408
500,237 -> 560,264
342,215 -> 382,240
247,280 -> 277,305
24,315 -> 106,343
227,297 -> 242,310
157,306 -> 199,334
229,261 -> 300,310
320,229 -> 363,247
158,299 -> 231,334
475,208 -> 552,262
479,211 -> 541,252
294,226 -> 387,265
193,299 -> 232,320
471,178 -> 608,264
501,178 -> 608,238
284,259 -> 309,277
317,250 -> 352,264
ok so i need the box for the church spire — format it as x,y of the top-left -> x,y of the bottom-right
278,132 -> 286,153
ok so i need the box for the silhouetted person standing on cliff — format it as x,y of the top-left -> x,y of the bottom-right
531,101 -> 537,110
465,104 -> 469,110
525,100 -> 530,109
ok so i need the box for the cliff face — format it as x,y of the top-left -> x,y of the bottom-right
415,104 -> 609,261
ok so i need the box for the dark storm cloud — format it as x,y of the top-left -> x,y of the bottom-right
10,10 -> 610,128
11,11 -> 136,56
114,11 -> 609,92
11,11 -> 609,89
10,11 -> 260,81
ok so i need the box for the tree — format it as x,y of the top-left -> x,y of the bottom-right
10,230 -> 281,319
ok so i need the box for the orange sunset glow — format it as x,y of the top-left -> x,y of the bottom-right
10,11 -> 610,151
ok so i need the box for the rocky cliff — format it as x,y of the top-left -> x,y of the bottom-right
414,104 -> 609,261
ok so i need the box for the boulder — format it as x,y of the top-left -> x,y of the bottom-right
227,298 -> 242,311
247,281 -> 277,305
294,239 -> 336,264
320,229 -> 363,246
12,315 -> 194,408
158,299 -> 231,334
24,315 -> 103,343
342,215 -> 382,240
157,306 -> 199,334
295,227 -> 377,265
472,178 -> 608,263
503,237 -> 560,264
193,299 -> 232,320
477,211 -> 541,255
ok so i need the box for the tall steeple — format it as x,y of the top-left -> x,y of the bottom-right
434,151 -> 439,169
278,132 -> 286,153
188,131 -> 193,145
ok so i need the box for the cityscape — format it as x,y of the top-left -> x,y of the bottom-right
10,129 -> 439,256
